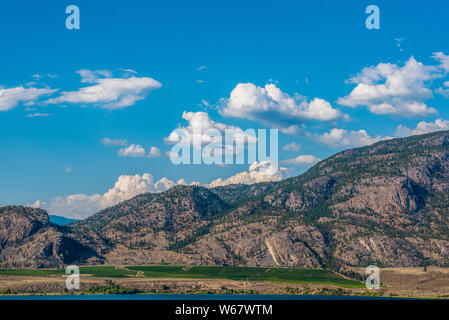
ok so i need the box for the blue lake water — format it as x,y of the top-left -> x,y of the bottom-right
0,294 -> 410,300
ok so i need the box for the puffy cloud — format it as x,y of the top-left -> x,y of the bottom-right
165,111 -> 258,160
281,155 -> 321,165
301,98 -> 345,121
118,144 -> 146,157
0,87 -> 56,111
31,162 -> 288,218
176,178 -> 200,186
280,125 -> 302,135
282,142 -> 301,152
84,173 -> 172,206
102,137 -> 128,146
108,140 -> 159,159
166,111 -> 255,142
152,177 -> 176,192
220,83 -> 345,132
310,128 -> 389,149
31,173 -> 181,219
395,119 -> 449,137
46,70 -> 161,109
207,161 -> 285,187
338,56 -> 445,117
147,146 -> 162,158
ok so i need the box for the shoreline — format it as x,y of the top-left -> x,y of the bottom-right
0,292 -> 420,300
1,266 -> 448,298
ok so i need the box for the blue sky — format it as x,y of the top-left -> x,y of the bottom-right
1,0 -> 449,218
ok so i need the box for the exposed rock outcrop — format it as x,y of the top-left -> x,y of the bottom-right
3,130 -> 449,268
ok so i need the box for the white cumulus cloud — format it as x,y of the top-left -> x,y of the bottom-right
207,161 -> 285,187
30,162 -> 289,218
118,144 -> 146,157
337,55 -> 447,117
220,83 -> 345,133
165,111 -> 258,160
147,146 -> 162,158
30,173 -> 182,219
396,118 -> 449,137
309,128 -> 389,149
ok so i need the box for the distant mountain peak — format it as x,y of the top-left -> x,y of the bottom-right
2,131 -> 449,268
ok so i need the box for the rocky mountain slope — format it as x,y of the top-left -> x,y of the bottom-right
2,130 -> 449,268
0,206 -> 100,268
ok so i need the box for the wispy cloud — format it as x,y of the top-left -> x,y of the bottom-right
26,112 -> 51,118
0,87 -> 56,111
102,137 -> 128,146
281,154 -> 320,165
77,69 -> 113,83
282,142 -> 301,152
45,70 -> 162,109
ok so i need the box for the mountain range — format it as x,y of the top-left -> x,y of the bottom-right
1,130 -> 449,269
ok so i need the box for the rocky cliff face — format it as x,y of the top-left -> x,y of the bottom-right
257,131 -> 449,267
2,131 -> 449,269
0,206 -> 101,268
